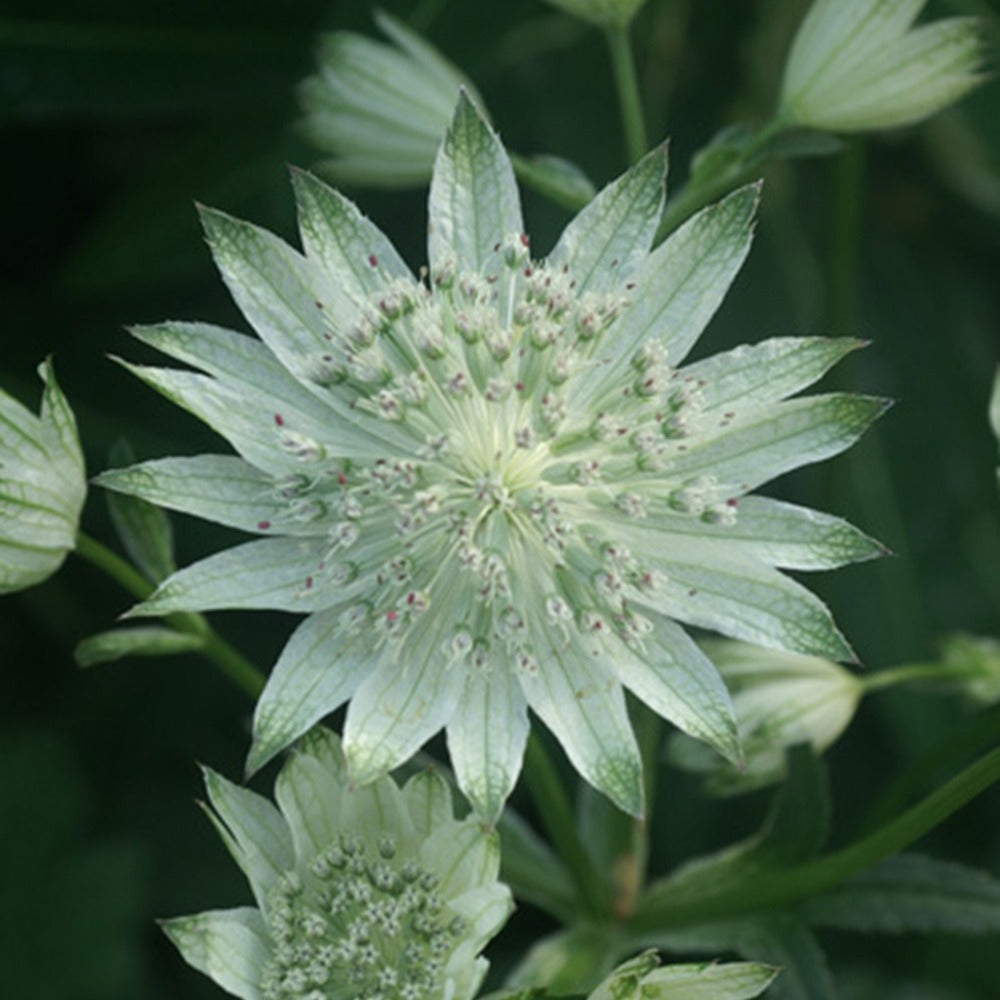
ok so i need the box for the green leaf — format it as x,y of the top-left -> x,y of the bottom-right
428,92 -> 523,281
732,917 -> 836,1000
497,807 -> 578,922
127,322 -> 403,463
98,454 -> 305,537
640,960 -> 779,1000
800,852 -> 1000,934
616,616 -> 739,763
547,145 -> 666,294
160,907 -> 269,1000
663,394 -> 891,495
291,167 -> 411,295
125,537 -> 345,616
634,537 -> 855,660
342,639 -> 465,786
248,609 -> 373,775
574,183 -> 758,409
517,619 -> 644,818
684,337 -> 865,413
616,497 -> 885,571
201,767 -> 294,911
446,658 -> 530,824
74,626 -> 203,668
508,926 -> 622,995
104,439 -> 175,583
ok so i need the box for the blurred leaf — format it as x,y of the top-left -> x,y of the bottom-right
0,730 -> 146,999
510,152 -> 597,209
507,925 -> 622,996
105,438 -> 175,583
74,625 -> 205,668
498,805 -> 579,921
800,853 -> 1000,935
0,17 -> 314,119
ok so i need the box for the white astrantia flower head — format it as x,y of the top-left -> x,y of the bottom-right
299,11 -> 486,188
542,0 -> 647,29
669,639 -> 864,795
779,0 -> 984,133
162,727 -> 512,1000
100,95 -> 887,821
0,359 -> 86,594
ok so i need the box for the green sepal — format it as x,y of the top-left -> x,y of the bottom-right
104,438 -> 176,583
74,626 -> 204,668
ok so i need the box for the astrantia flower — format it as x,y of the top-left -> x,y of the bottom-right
668,639 -> 864,794
162,727 -> 511,1000
299,11 -> 485,188
779,0 -> 984,133
0,359 -> 85,593
100,96 -> 886,821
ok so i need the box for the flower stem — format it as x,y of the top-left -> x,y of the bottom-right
74,530 -> 265,699
605,23 -> 648,165
630,742 -> 1000,931
523,732 -> 612,917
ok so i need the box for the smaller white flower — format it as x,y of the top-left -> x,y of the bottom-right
161,727 -> 512,1000
0,359 -> 85,594
779,0 -> 984,133
669,640 -> 862,794
542,0 -> 647,28
299,10 -> 486,188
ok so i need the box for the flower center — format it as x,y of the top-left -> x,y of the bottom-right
260,834 -> 463,1000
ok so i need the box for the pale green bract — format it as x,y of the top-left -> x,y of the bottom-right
161,727 -> 512,1000
780,0 -> 983,133
668,639 -> 863,795
299,11 -> 486,188
588,950 -> 778,1000
0,359 -> 85,594
100,96 -> 886,821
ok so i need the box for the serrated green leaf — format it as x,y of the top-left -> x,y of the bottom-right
342,639 -> 465,787
160,907 -> 268,1000
615,496 -> 885,571
614,616 -> 739,763
428,92 -> 523,282
74,626 -> 203,668
125,536 -> 346,616
247,609 -> 373,775
446,656 -> 530,824
800,852 -> 1000,934
516,622 -> 644,818
98,454 -> 302,537
634,537 -> 854,660
663,393 -> 891,495
684,337 -> 864,413
201,767 -> 294,911
104,439 -> 175,583
547,145 -> 666,294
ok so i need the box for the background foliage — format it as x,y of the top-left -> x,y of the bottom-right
2,0 -> 999,996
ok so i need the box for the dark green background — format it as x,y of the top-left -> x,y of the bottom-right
2,1 -> 999,996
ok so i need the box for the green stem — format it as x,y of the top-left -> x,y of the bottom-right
523,733 -> 612,917
654,117 -> 786,242
74,530 -> 265,699
605,22 -> 648,165
629,743 -> 1000,932
859,661 -> 971,693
